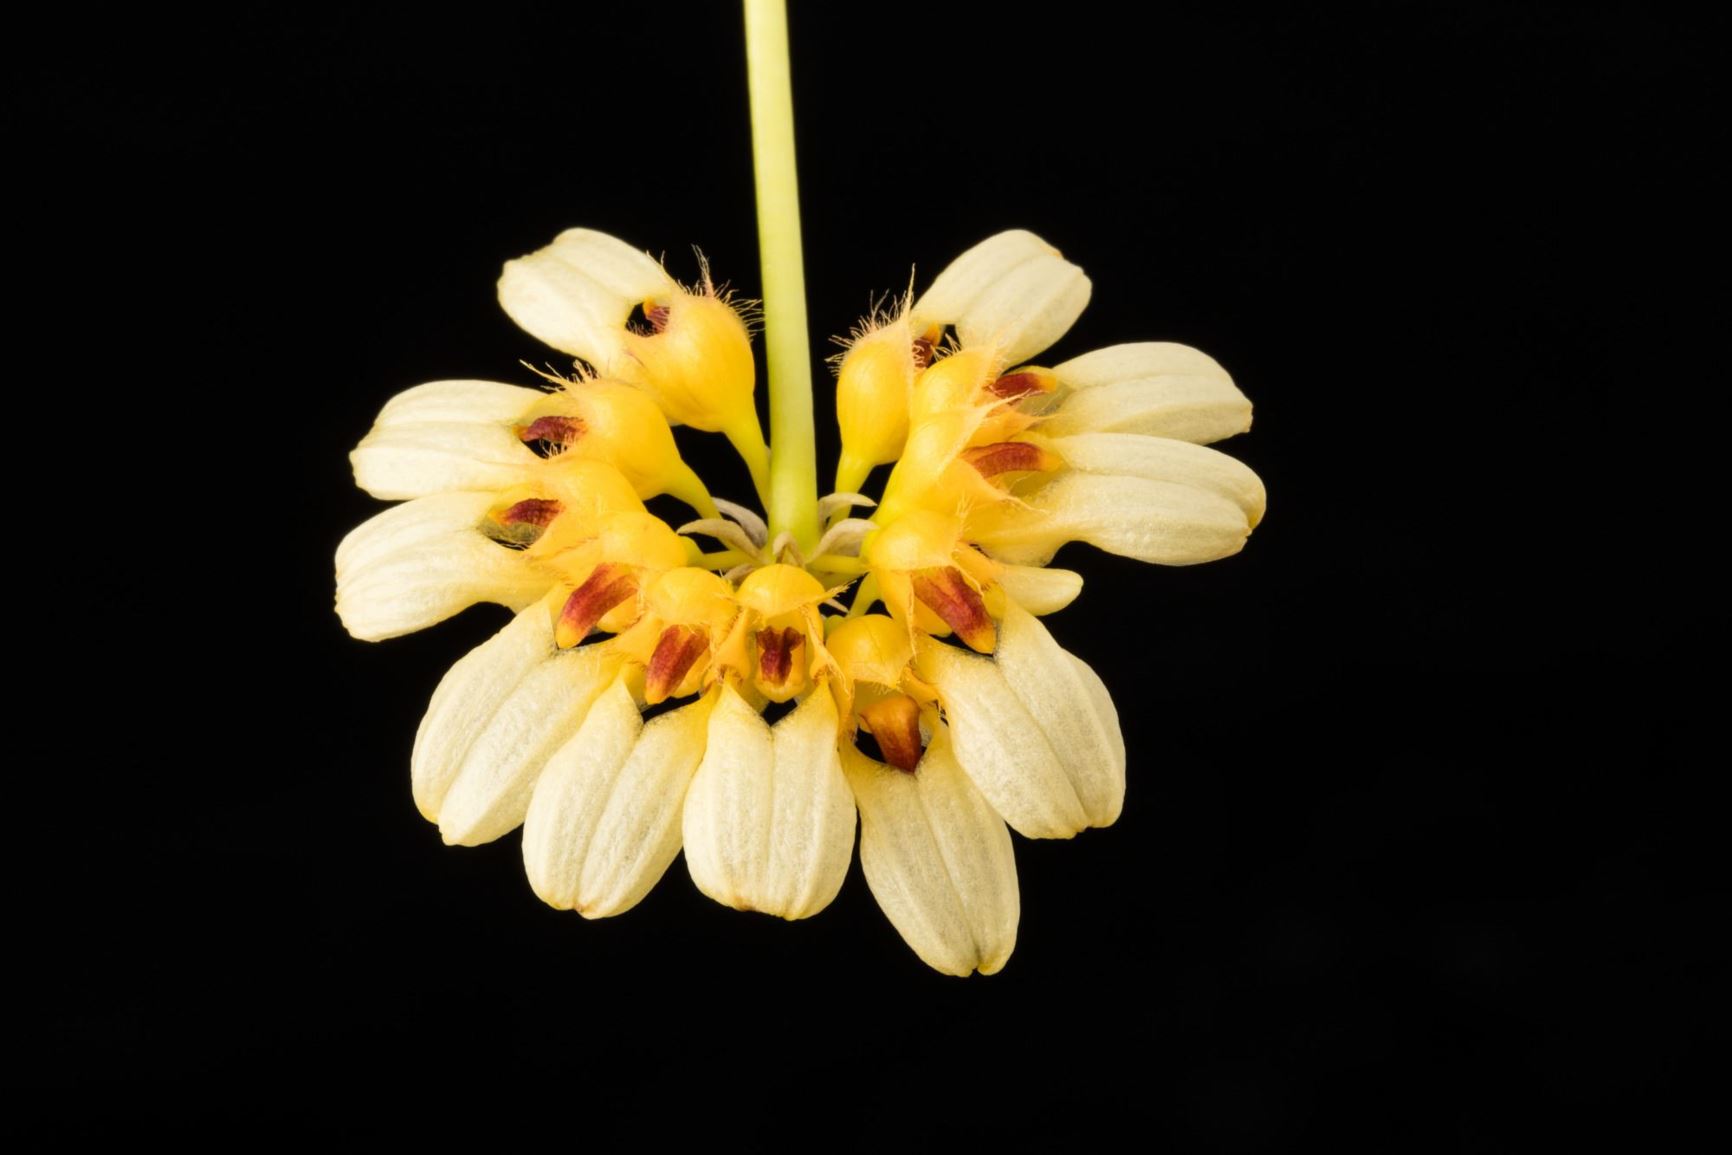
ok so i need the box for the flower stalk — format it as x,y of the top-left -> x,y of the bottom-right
743,0 -> 819,556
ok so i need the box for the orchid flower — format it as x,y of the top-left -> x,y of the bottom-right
335,0 -> 1262,975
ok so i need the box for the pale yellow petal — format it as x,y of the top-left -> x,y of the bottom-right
412,604 -> 556,821
521,677 -> 641,908
914,641 -> 1086,839
914,230 -> 1055,320
766,690 -> 856,917
573,695 -> 712,916
496,228 -> 675,367
682,686 -> 856,919
1047,432 -> 1266,527
845,738 -> 1019,976
335,490 -> 489,573
681,685 -> 773,911
435,643 -> 618,847
374,379 -> 550,425
969,472 -> 1251,568
352,422 -> 539,501
1055,340 -> 1230,385
913,230 -> 1092,365
334,493 -> 550,641
1045,342 -> 1251,444
523,686 -> 711,917
992,603 -> 1124,829
993,563 -> 1084,615
351,380 -> 544,500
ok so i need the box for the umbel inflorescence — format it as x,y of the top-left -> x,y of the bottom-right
336,227 -> 1263,975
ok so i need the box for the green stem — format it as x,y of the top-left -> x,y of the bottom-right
743,0 -> 819,556
696,549 -> 752,571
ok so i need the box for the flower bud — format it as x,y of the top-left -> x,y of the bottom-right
620,288 -> 770,492
834,316 -> 932,496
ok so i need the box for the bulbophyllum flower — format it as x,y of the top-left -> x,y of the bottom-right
496,228 -> 771,496
337,223 -> 1263,975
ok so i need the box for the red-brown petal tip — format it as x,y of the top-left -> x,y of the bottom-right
987,368 -> 1058,401
496,498 -> 563,528
858,693 -> 924,773
755,626 -> 804,689
517,415 -> 586,447
555,563 -> 638,648
960,441 -> 1061,479
911,566 -> 997,653
644,624 -> 709,704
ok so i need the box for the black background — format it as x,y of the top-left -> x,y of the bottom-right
18,2 -> 1720,1147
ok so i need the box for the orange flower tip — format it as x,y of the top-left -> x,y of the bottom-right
517,414 -> 586,447
555,564 -> 638,648
494,498 -> 563,528
911,566 -> 997,653
987,367 -> 1058,402
960,441 -> 1061,479
644,624 -> 709,705
755,626 -> 804,693
858,693 -> 924,773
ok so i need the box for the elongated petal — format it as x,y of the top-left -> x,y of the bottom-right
683,686 -> 855,919
969,472 -> 1252,567
1047,433 -> 1266,527
1045,342 -> 1251,444
993,563 -> 1084,615
1056,340 -> 1230,384
497,229 -> 675,367
523,686 -> 711,917
992,603 -> 1124,829
845,738 -> 1019,976
681,685 -> 772,907
412,604 -> 556,821
436,642 -> 619,846
913,230 -> 1091,365
374,379 -> 549,425
915,230 -> 1053,320
351,380 -> 544,499
915,641 -> 1086,839
334,493 -> 551,641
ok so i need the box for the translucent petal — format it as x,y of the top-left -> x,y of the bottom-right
1045,342 -> 1251,444
334,493 -> 550,641
373,379 -> 548,425
497,228 -> 674,367
913,230 -> 1091,365
522,683 -> 711,916
435,642 -> 619,846
682,686 -> 855,919
993,564 -> 1084,615
992,603 -> 1124,829
1047,433 -> 1266,526
845,737 -> 1019,976
915,604 -> 1124,837
915,641 -> 1086,839
352,381 -> 543,500
412,604 -> 556,821
969,472 -> 1252,567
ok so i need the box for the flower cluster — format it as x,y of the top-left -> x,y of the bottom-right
336,228 -> 1262,975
